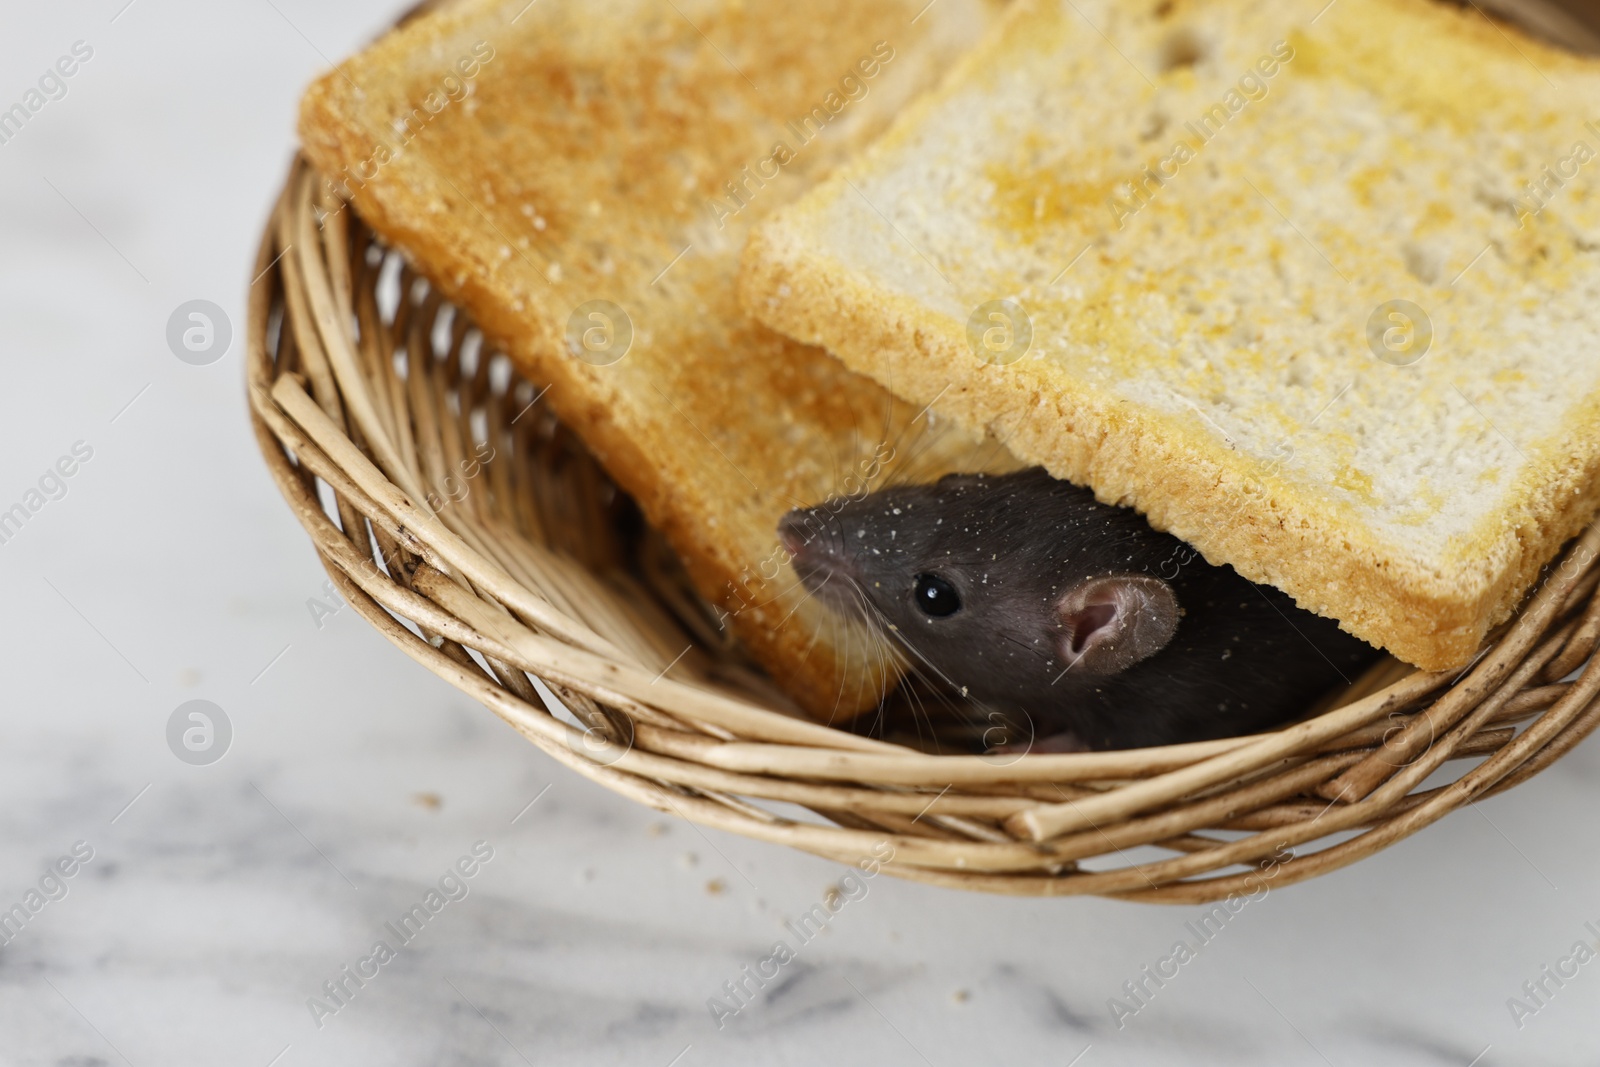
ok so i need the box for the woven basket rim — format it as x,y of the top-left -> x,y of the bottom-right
246,153 -> 1600,903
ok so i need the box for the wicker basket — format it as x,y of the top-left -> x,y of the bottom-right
247,155 -> 1600,903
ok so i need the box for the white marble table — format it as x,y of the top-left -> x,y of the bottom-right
2,2 -> 1600,1064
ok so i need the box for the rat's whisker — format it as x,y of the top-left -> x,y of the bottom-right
795,598 -> 828,666
860,602 -> 962,693
839,576 -> 908,670
837,587 -> 894,725
996,629 -> 1057,668
824,575 -> 993,751
844,579 -> 979,748
827,608 -> 858,723
885,419 -> 960,491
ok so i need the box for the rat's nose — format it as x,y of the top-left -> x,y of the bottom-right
778,508 -> 828,559
778,508 -> 854,597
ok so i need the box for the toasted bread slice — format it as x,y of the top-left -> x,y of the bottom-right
299,0 -> 1019,720
743,0 -> 1600,671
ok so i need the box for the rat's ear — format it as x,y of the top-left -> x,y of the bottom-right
1055,575 -> 1180,675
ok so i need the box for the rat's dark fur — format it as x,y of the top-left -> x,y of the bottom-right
779,467 -> 1377,751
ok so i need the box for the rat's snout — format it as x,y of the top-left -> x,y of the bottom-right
777,507 -> 857,600
777,509 -> 818,559
778,507 -> 844,561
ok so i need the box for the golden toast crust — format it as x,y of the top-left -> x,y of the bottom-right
743,0 -> 1600,670
299,0 -> 1016,718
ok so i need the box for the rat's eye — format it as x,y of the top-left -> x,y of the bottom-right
913,573 -> 962,617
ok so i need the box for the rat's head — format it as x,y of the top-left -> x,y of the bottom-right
778,468 -> 1181,699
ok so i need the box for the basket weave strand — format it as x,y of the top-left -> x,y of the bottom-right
246,156 -> 1600,902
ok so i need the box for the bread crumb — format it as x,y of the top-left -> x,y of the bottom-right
705,878 -> 726,896
412,792 -> 442,811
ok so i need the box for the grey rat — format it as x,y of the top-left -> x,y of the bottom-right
778,467 -> 1378,751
